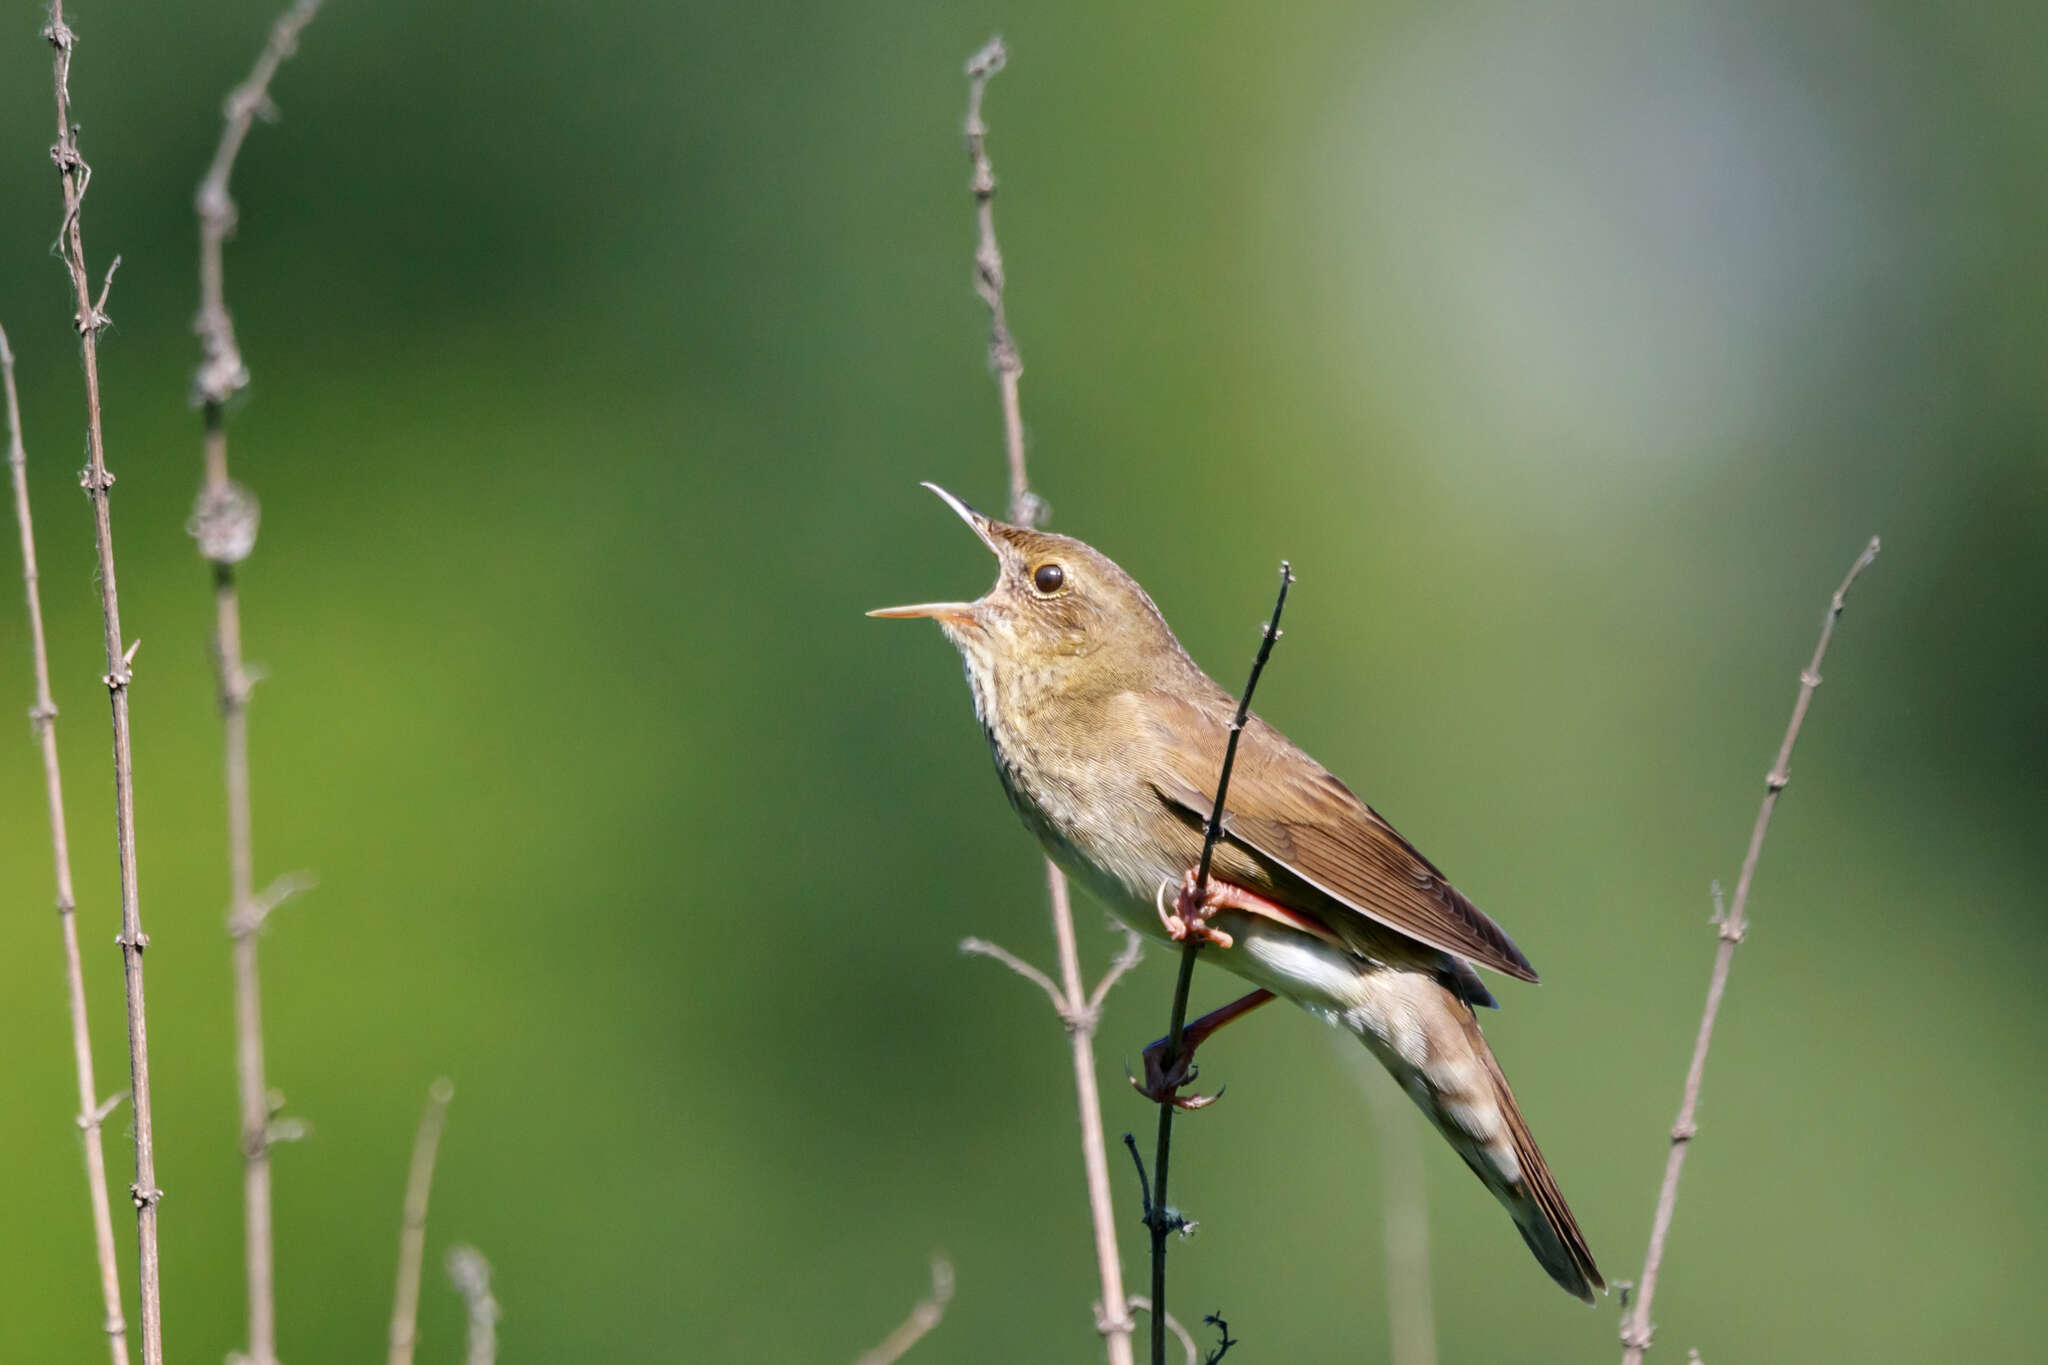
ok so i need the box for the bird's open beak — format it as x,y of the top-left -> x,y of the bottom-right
917,481 -> 1003,554
866,483 -> 1002,624
866,600 -> 979,623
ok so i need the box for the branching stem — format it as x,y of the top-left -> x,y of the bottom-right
1619,537 -> 1881,1362
387,1079 -> 455,1365
953,38 -> 1136,1364
45,10 -> 164,1360
4,320 -> 132,1365
190,8 -> 325,1362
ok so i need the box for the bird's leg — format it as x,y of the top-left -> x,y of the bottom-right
1158,867 -> 1310,950
1158,867 -> 1346,951
1156,869 -> 1240,948
1130,988 -> 1276,1110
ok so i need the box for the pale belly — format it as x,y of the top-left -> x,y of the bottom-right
985,738 -> 1524,1201
1029,802 -> 1388,1027
985,718 -> 1421,1029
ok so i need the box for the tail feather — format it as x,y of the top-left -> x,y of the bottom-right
1462,1013 -> 1605,1304
1347,974 -> 1602,1303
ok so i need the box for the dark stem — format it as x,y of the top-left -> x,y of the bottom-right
1122,1133 -> 1153,1225
1202,1313 -> 1239,1364
1146,561 -> 1294,1365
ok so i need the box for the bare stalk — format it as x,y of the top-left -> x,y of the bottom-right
45,11 -> 164,1361
5,322 -> 132,1365
1619,537 -> 1881,1363
189,8 -> 325,1363
951,37 -> 1137,1365
1145,564 -> 1293,1365
964,39 -> 1042,534
445,1247 -> 499,1365
854,1257 -> 955,1365
1350,1052 -> 1436,1365
387,1079 -> 455,1365
1124,1297 -> 1197,1365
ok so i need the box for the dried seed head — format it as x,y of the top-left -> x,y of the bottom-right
188,479 -> 261,564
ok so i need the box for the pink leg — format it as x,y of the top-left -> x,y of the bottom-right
1156,868 -> 1341,951
1131,989 -> 1277,1110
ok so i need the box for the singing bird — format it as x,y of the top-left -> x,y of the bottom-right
871,484 -> 1603,1302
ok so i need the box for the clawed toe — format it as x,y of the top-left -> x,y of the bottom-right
1128,1044 -> 1222,1110
1154,873 -> 1237,950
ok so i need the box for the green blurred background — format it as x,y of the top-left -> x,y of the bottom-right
2,1 -> 2042,1360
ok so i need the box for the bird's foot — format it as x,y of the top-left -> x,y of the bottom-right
1124,989 -> 1275,1111
1128,1040 -> 1221,1110
1154,870 -> 1236,950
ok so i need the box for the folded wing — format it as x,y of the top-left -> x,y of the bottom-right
1139,691 -> 1537,983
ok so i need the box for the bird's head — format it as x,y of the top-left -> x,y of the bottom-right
868,483 -> 1183,695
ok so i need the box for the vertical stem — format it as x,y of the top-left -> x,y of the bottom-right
445,1247 -> 500,1365
1146,944 -> 1196,1365
1620,538 -> 1880,1363
190,11 -> 326,1359
4,323 -> 132,1365
213,389 -> 277,1365
1353,1054 -> 1436,1365
1048,866 -> 1135,1363
45,11 -> 165,1361
1147,565 -> 1294,1364
388,1079 -> 455,1365
962,38 -> 1131,1364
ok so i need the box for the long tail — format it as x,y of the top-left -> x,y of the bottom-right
1351,978 -> 1603,1303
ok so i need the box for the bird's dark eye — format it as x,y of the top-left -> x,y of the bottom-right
1032,563 -> 1065,594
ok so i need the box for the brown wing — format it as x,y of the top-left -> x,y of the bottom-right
1139,691 -> 1537,983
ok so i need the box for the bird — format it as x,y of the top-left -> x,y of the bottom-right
869,483 -> 1603,1303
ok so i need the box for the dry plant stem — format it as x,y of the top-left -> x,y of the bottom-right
192,9 -> 324,1362
964,39 -> 1036,531
194,0 -> 325,410
1147,564 -> 1294,1365
445,1247 -> 499,1365
956,36 -> 1134,1365
386,1079 -> 455,1365
855,1257 -> 956,1365
1619,537 -> 1881,1364
1351,1052 -> 1436,1365
46,12 -> 164,1362
4,323 -> 132,1365
1125,1298 -> 1197,1365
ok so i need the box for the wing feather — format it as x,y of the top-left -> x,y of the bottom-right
1139,691 -> 1537,983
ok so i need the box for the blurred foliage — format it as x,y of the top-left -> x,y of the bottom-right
1,1 -> 2042,1361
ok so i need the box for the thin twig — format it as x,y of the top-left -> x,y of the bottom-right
1620,537 -> 1881,1363
387,1079 -> 455,1365
45,12 -> 164,1361
964,37 -> 1043,533
955,39 -> 1136,1365
1201,1313 -> 1239,1364
1124,1297 -> 1197,1365
1121,1133 -> 1193,1239
1349,1050 -> 1437,1365
855,1257 -> 955,1365
191,9 -> 325,1363
229,871 -> 315,940
5,322 -> 132,1365
959,937 -> 1067,1017
445,1246 -> 499,1365
1146,564 -> 1294,1365
194,0 -> 325,410
1087,921 -> 1149,1019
